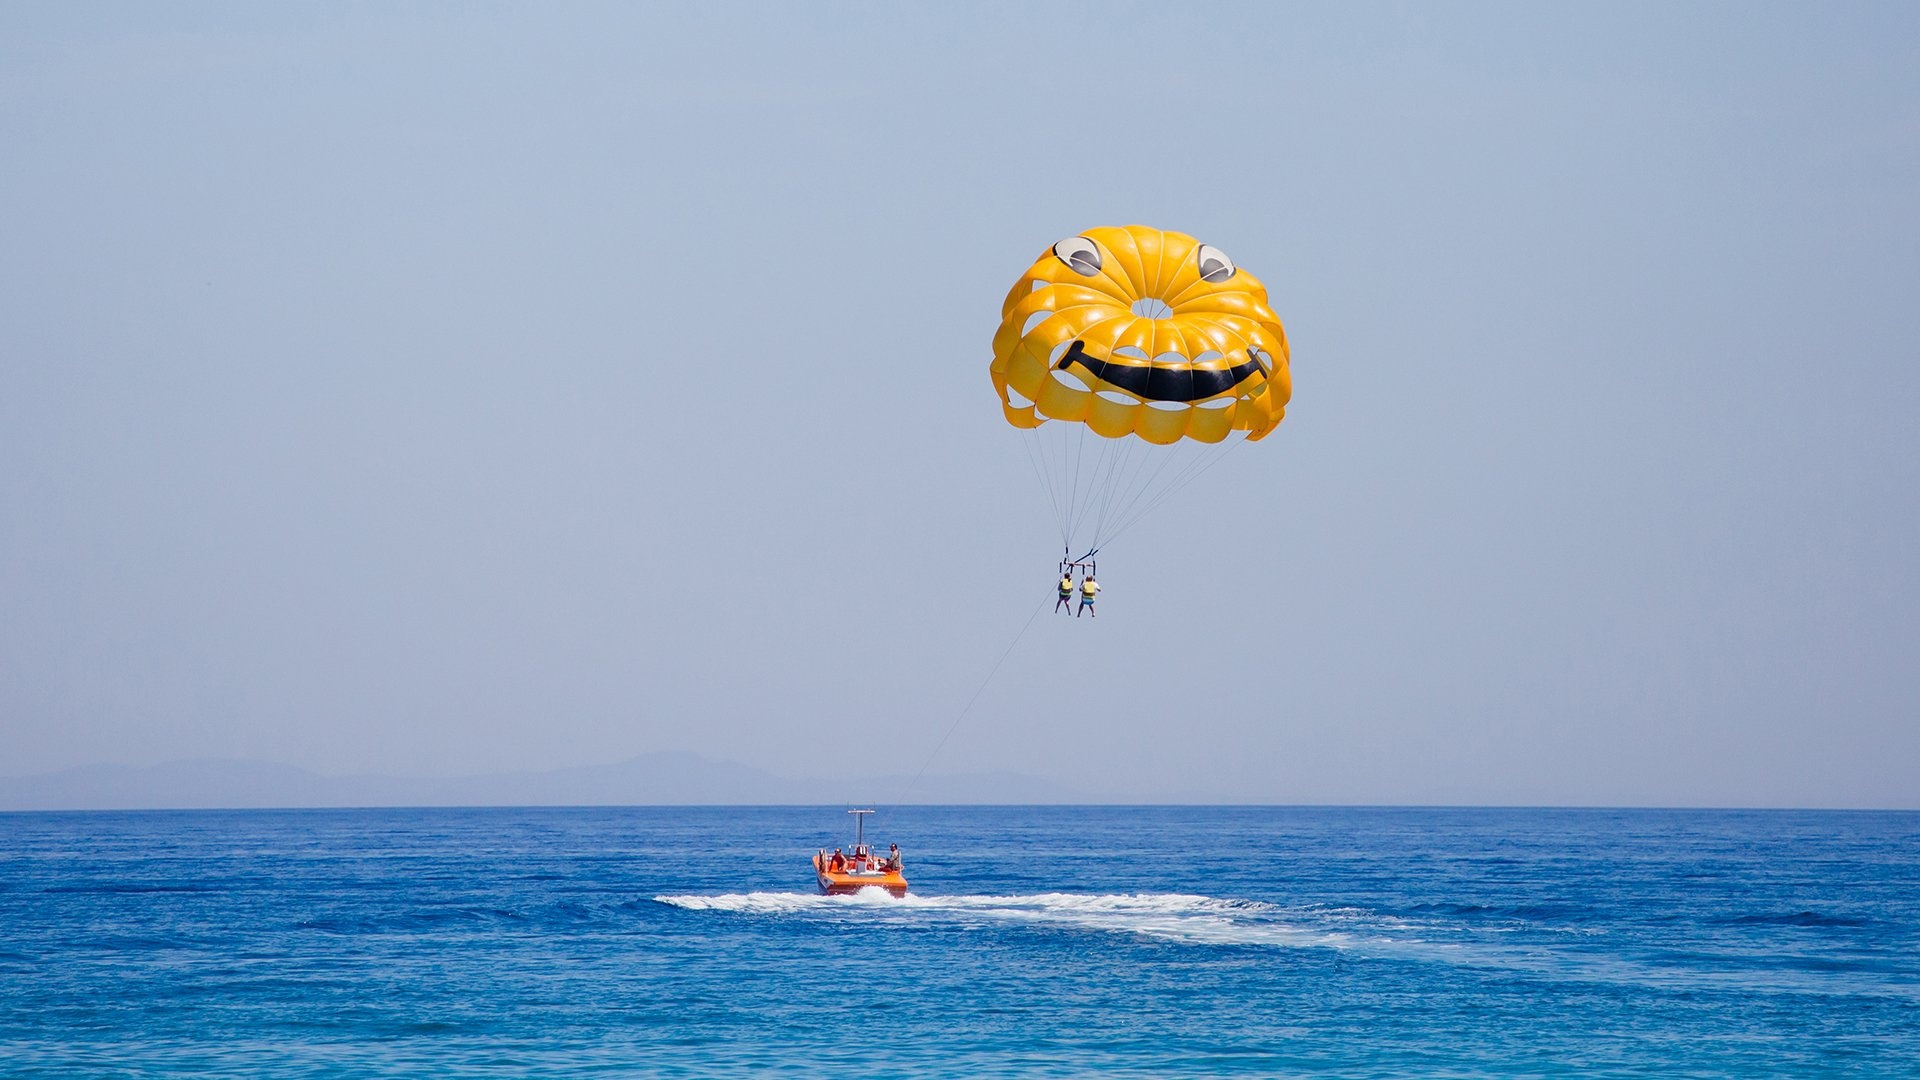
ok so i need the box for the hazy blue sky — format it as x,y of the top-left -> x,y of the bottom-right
3,3 -> 1916,806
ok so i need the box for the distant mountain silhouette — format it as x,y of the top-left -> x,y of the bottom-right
0,752 -> 1088,810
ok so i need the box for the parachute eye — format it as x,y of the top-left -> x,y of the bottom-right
1053,236 -> 1102,277
1197,244 -> 1235,283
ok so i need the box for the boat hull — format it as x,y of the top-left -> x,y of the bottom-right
812,853 -> 907,897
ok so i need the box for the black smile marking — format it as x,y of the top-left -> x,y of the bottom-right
1054,339 -> 1262,402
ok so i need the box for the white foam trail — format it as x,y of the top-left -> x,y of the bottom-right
657,891 -> 1918,998
655,888 -> 903,914
654,890 -> 1390,951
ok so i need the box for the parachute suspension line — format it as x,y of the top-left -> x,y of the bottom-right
1086,434 -> 1142,552
1040,424 -> 1074,544
897,593 -> 1051,806
1091,434 -> 1164,550
1056,422 -> 1076,542
1065,432 -> 1109,548
1103,441 -> 1230,547
1025,411 -> 1255,559
1123,439 -> 1184,522
1031,421 -> 1079,548
1071,426 -> 1140,550
1101,435 -> 1249,551
1082,432 -> 1121,541
1082,435 -> 1123,543
1065,422 -> 1091,545
1018,425 -> 1070,547
1072,431 -> 1119,549
1085,437 -> 1188,551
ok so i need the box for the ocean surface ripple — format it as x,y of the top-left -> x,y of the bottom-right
2,806 -> 1917,1077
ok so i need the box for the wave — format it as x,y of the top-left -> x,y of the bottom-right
653,889 -> 1399,951
1721,910 -> 1871,928
1403,901 -> 1585,920
40,883 -> 225,895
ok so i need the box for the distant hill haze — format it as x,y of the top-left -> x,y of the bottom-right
0,752 -> 1091,811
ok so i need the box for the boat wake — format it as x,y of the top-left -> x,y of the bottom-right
655,890 -> 1920,1000
657,889 -> 1919,995
654,889 -> 1414,952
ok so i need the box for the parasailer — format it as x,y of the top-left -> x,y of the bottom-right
990,225 -> 1292,596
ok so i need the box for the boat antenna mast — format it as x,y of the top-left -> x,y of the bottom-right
848,808 -> 875,852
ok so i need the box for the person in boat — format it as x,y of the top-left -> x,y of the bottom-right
1056,571 -> 1075,613
1078,574 -> 1099,617
829,848 -> 846,873
885,843 -> 902,872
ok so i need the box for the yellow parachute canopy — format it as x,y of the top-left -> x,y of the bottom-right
991,225 -> 1291,446
990,226 -> 1292,557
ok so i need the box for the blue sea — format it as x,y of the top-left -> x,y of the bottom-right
2,806 -> 1917,1077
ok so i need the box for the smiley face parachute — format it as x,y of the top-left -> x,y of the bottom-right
990,225 -> 1292,560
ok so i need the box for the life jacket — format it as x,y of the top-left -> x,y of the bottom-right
1081,580 -> 1098,599
1059,578 -> 1073,596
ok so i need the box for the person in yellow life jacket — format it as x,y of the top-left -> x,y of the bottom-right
1056,572 -> 1075,613
1078,575 -> 1099,618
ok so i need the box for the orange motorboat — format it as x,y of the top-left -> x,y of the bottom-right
813,809 -> 907,897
